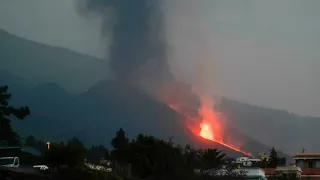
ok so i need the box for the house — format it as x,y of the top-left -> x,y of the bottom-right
263,166 -> 301,179
236,156 -> 262,167
293,153 -> 320,180
263,168 -> 276,178
264,154 -> 320,180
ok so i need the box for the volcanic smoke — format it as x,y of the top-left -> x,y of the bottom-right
78,0 -> 252,156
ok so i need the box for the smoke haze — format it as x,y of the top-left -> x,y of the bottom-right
1,0 -> 320,116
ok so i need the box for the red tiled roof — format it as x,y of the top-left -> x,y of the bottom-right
293,154 -> 320,158
302,168 -> 320,175
263,168 -> 276,175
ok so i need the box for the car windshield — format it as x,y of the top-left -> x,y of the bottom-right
0,158 -> 14,165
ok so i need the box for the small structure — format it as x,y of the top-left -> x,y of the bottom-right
258,152 -> 270,162
293,153 -> 320,180
236,156 -> 262,167
276,165 -> 302,178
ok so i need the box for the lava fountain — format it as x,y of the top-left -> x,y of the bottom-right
170,94 -> 252,156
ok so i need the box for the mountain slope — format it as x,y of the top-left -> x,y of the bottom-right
0,71 -> 270,157
220,98 -> 320,154
0,28 -> 111,92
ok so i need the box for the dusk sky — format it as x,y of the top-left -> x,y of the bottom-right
0,0 -> 319,116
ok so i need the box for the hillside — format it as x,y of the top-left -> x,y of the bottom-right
0,70 -> 272,157
0,28 -> 111,92
220,98 -> 320,154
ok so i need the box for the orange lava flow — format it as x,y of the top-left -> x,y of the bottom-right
199,122 -> 252,156
169,95 -> 252,157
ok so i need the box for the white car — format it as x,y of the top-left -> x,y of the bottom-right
0,157 -> 19,168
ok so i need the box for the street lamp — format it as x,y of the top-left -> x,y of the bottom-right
47,142 -> 50,150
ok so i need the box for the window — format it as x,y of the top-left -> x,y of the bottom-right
298,160 -> 304,168
308,161 -> 313,168
316,160 -> 320,168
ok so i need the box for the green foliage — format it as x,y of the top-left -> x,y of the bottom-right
111,128 -> 130,165
269,146 -> 279,168
43,137 -> 86,169
111,128 -> 129,150
197,148 -> 226,169
127,133 -> 195,180
0,85 -> 30,145
86,145 -> 109,164
108,128 -> 247,180
25,135 -> 37,147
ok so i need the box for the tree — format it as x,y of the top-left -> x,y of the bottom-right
269,147 -> 279,168
196,148 -> 226,178
111,128 -> 129,150
128,134 -> 195,180
197,148 -> 226,168
66,137 -> 86,168
111,128 -> 129,165
43,137 -> 86,171
25,135 -> 37,147
43,142 -> 67,170
0,85 -> 30,145
86,145 -> 109,164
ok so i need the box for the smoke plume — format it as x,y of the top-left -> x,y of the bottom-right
77,0 -> 171,87
77,0 -> 222,113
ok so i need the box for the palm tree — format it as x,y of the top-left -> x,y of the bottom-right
197,148 -> 226,168
196,148 -> 226,178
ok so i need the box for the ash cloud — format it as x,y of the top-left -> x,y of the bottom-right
77,0 -> 171,87
76,0 -> 220,115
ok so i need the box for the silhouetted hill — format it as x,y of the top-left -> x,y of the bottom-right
0,70 -> 270,157
0,28 -> 111,92
220,98 -> 320,155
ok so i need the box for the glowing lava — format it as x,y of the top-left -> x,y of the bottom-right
199,122 -> 252,156
199,123 -> 214,140
168,94 -> 252,157
197,96 -> 252,156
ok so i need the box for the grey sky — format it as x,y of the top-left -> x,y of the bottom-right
0,0 -> 319,116
0,0 -> 106,58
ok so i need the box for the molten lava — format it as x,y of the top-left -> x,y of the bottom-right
199,123 -> 214,140
169,94 -> 252,156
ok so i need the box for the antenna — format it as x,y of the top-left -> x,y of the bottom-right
301,148 -> 306,153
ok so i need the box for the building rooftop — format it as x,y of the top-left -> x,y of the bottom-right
293,153 -> 320,158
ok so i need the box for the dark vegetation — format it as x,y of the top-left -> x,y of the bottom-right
0,85 -> 30,145
0,85 -> 291,180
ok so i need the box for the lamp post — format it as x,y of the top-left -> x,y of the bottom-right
47,142 -> 50,150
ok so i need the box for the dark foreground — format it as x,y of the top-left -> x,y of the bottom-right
0,167 -> 111,180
